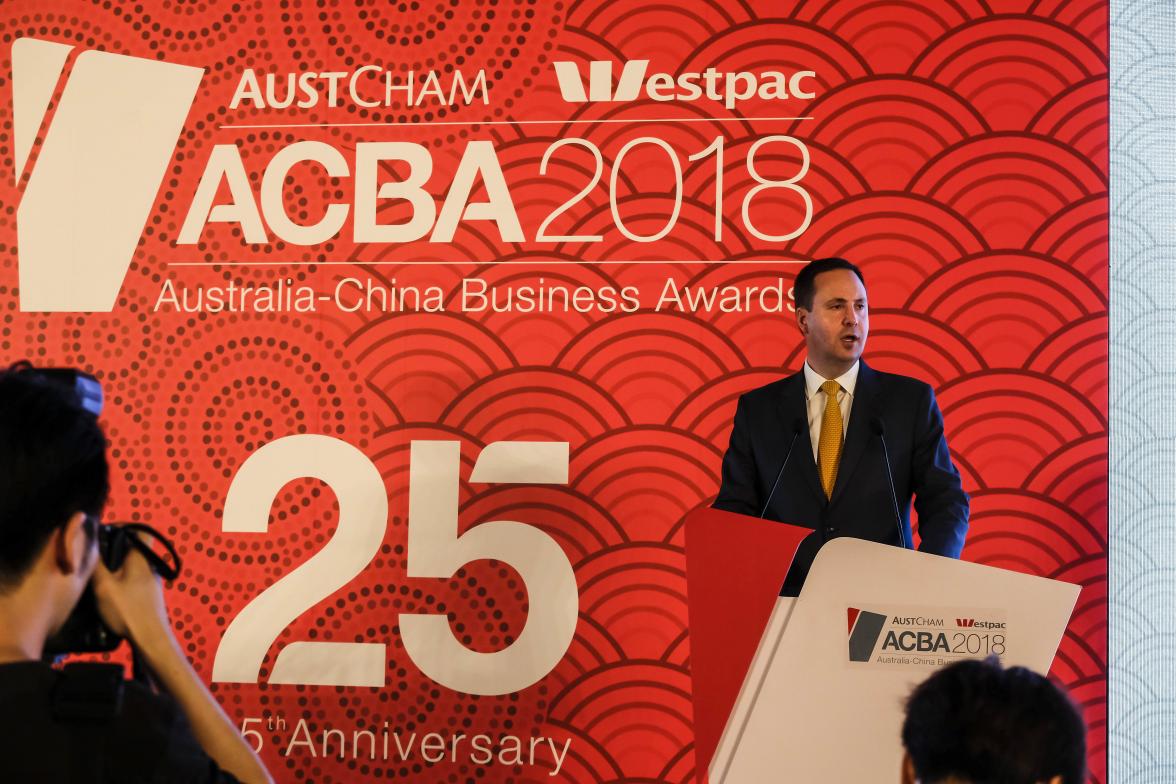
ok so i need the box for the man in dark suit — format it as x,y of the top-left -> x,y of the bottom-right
714,257 -> 969,595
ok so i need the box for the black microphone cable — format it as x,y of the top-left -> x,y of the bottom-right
871,417 -> 910,550
760,417 -> 805,518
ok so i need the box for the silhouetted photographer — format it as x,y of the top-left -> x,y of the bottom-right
0,363 -> 271,783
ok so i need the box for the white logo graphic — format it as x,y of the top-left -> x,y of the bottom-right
12,38 -> 202,312
553,59 -> 816,109
553,59 -> 650,103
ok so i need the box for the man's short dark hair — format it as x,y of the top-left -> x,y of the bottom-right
0,364 -> 109,589
902,657 -> 1086,784
793,257 -> 865,311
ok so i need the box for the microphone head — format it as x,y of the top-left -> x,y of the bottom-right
870,416 -> 886,436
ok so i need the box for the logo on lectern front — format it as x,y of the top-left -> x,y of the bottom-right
847,605 -> 1009,668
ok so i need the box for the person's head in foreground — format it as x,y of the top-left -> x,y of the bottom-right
0,364 -> 109,650
901,657 -> 1086,784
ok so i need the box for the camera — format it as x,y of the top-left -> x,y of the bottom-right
44,521 -> 181,655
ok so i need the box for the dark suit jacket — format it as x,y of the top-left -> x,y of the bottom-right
714,361 -> 969,594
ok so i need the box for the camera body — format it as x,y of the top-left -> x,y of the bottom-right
44,522 -> 181,655
45,578 -> 118,653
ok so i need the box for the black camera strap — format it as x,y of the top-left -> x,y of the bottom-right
103,523 -> 182,580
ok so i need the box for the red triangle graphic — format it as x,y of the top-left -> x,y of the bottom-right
685,507 -> 811,783
847,607 -> 861,635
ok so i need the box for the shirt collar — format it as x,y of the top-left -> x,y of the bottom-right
803,360 -> 860,399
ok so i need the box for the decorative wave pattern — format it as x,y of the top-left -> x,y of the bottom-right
1108,1 -> 1173,782
0,1 -> 1108,782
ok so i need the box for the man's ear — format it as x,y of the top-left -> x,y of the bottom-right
900,751 -> 917,784
796,306 -> 809,336
53,512 -> 93,575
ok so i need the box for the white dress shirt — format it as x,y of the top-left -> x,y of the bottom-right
803,361 -> 860,463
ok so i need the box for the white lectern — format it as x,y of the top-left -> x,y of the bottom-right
709,537 -> 1080,782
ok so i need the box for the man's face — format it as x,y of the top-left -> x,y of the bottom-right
797,268 -> 868,376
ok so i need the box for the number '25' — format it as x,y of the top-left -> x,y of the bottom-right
210,436 -> 578,696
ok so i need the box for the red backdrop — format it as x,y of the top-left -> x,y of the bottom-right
0,1 -> 1106,781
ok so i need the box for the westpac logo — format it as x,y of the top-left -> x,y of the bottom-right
552,60 -> 816,109
957,617 -> 1006,629
12,38 -> 202,312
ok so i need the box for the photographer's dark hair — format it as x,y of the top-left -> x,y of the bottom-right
793,257 -> 865,311
0,363 -> 109,589
902,657 -> 1086,784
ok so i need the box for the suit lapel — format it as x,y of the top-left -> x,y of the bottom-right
777,371 -> 825,503
830,361 -> 880,506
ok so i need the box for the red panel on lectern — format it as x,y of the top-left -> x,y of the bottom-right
685,508 -> 811,782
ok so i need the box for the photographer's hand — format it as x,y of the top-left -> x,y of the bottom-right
91,543 -> 169,644
94,550 -> 273,784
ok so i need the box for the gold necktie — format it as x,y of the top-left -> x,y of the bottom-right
818,379 -> 843,498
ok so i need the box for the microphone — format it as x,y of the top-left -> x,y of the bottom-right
760,417 -> 804,518
871,417 -> 910,549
